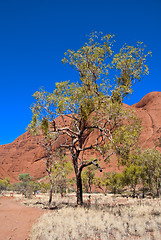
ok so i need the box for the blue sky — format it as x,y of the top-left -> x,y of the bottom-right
0,0 -> 161,145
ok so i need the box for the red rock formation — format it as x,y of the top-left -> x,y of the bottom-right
132,92 -> 161,149
0,92 -> 161,182
0,132 -> 47,182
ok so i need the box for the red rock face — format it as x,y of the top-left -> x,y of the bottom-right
0,132 -> 47,182
132,92 -> 161,149
0,92 -> 161,183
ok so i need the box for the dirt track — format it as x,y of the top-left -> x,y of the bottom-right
0,196 -> 44,240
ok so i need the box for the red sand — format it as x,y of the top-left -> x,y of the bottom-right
0,196 -> 44,240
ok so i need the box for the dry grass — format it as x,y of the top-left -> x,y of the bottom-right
30,196 -> 161,240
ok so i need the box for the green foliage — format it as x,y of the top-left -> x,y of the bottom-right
103,172 -> 123,194
28,31 -> 150,136
94,172 -> 124,195
0,177 -> 10,193
38,182 -> 50,193
112,113 -> 141,165
67,177 -> 76,192
112,42 -> 152,97
41,117 -> 49,136
29,181 -> 41,194
12,182 -> 23,193
18,173 -> 33,182
52,151 -> 73,196
120,148 -> 161,197
93,176 -> 105,194
122,164 -> 142,195
28,31 -> 151,205
18,173 -> 33,197
82,164 -> 97,193
139,148 -> 161,196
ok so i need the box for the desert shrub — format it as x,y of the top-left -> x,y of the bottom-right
103,172 -> 124,194
82,165 -> 97,193
67,177 -> 76,193
0,177 -> 10,193
39,182 -> 50,193
18,173 -> 33,197
123,148 -> 161,198
31,199 -> 161,240
12,182 -> 23,193
52,155 -> 73,197
29,181 -> 41,194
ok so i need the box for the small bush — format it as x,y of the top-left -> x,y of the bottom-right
0,177 -> 10,193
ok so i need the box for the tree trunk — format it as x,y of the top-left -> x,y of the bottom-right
132,186 -> 136,198
49,183 -> 53,205
141,180 -> 145,198
142,186 -> 145,198
76,174 -> 83,205
74,158 -> 101,205
156,180 -> 160,197
48,174 -> 53,206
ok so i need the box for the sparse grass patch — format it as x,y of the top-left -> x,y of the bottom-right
30,198 -> 161,240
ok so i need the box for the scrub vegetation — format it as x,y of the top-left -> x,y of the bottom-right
30,197 -> 161,240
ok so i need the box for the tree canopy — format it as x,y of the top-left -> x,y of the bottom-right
28,32 -> 151,205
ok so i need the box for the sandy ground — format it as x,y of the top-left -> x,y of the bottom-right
0,196 -> 45,240
0,193 -> 153,240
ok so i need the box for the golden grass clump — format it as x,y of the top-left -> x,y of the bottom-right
30,199 -> 161,240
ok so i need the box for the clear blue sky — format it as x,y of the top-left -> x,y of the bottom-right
0,0 -> 161,145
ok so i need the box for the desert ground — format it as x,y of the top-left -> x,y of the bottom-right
0,192 -> 161,240
0,195 -> 45,240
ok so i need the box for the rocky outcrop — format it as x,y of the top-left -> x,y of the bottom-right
0,132 -> 46,182
132,92 -> 161,149
0,92 -> 161,182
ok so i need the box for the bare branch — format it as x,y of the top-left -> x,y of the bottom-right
78,159 -> 102,176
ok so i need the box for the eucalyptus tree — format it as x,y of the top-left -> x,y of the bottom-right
35,133 -> 58,205
51,150 -> 73,197
139,148 -> 161,197
39,136 -> 69,205
122,164 -> 142,196
123,148 -> 161,197
82,164 -> 98,193
28,32 -> 151,205
103,172 -> 124,194
18,173 -> 33,197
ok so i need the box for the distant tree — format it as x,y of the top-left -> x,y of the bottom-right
67,177 -> 76,192
0,177 -> 10,193
29,181 -> 40,195
122,164 -> 142,196
28,32 -> 151,205
39,182 -> 50,193
51,150 -> 73,197
82,164 -> 98,193
12,182 -> 22,193
94,176 -> 107,195
41,136 -> 57,205
18,173 -> 33,197
139,149 -> 161,197
103,172 -> 123,194
122,148 -> 161,198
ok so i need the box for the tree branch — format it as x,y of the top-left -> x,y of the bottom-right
78,159 -> 102,177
